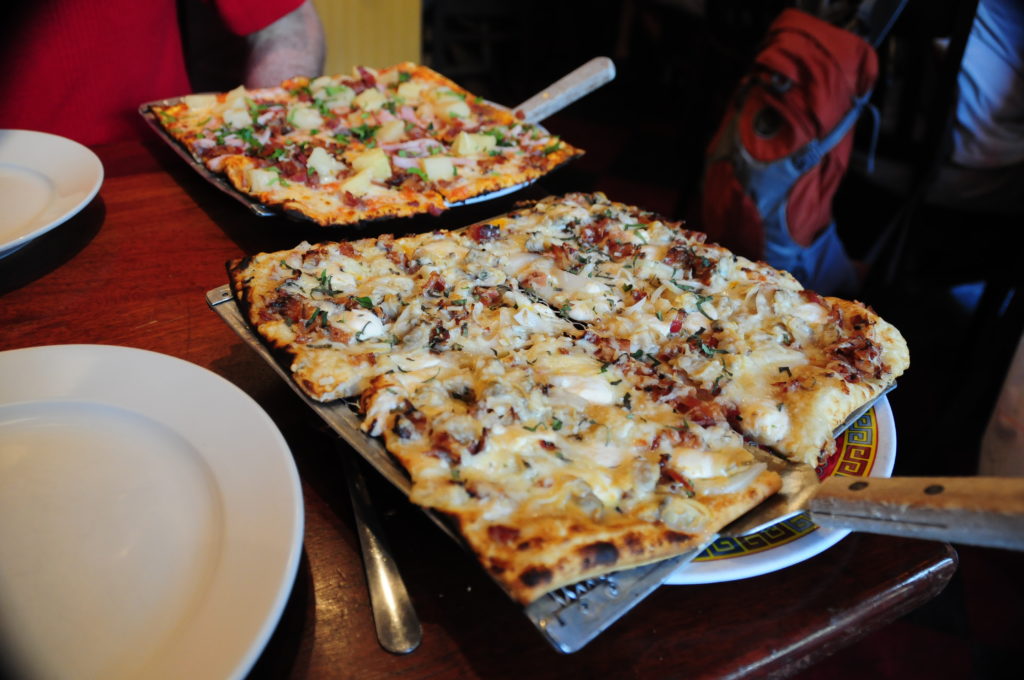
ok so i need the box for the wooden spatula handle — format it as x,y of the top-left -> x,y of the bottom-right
809,476 -> 1024,550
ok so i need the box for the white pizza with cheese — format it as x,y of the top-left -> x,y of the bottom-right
228,193 -> 908,603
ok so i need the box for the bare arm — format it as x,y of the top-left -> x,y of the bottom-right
245,0 -> 326,88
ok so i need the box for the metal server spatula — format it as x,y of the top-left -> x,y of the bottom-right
721,448 -> 1024,551
524,540 -> 713,654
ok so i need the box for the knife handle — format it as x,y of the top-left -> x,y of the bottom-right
342,454 -> 423,654
515,56 -> 616,124
810,476 -> 1024,551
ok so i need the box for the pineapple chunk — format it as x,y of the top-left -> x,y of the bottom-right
352,148 -> 391,180
340,168 -> 374,196
311,77 -> 355,109
354,88 -> 386,112
248,167 -> 281,193
397,81 -> 425,102
223,85 -> 248,107
434,98 -> 471,120
422,156 -> 455,181
223,105 -> 252,129
183,93 -> 217,110
376,68 -> 402,87
289,104 -> 324,130
307,147 -> 346,183
452,131 -> 497,157
375,119 -> 406,144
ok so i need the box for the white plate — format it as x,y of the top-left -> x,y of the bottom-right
667,397 -> 896,584
0,130 -> 104,257
0,345 -> 303,680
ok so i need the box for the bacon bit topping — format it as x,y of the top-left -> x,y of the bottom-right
520,270 -> 548,290
468,222 -> 501,242
547,243 -> 579,271
488,525 -> 521,545
772,376 -> 817,392
671,394 -> 723,427
664,244 -> 717,282
579,219 -> 609,245
424,271 -> 447,296
679,228 -> 708,243
264,292 -> 304,323
356,65 -> 378,89
327,326 -> 352,343
337,241 -> 357,258
390,401 -> 427,440
473,286 -> 502,307
429,432 -> 462,465
428,323 -> 450,350
583,330 -> 629,364
826,335 -> 883,382
469,428 -> 489,455
607,240 -> 640,262
658,454 -> 696,495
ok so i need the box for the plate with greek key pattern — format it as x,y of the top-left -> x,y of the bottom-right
666,396 -> 896,584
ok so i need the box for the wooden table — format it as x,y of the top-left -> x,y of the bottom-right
0,139 -> 958,679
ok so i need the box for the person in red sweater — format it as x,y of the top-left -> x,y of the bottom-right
0,0 -> 325,146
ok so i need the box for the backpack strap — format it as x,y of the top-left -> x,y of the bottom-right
792,89 -> 874,173
858,0 -> 911,47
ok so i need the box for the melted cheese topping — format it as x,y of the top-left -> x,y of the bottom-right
231,192 -> 908,602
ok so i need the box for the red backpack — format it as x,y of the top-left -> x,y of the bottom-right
699,8 -> 880,294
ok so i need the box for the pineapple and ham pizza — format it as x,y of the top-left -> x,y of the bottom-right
226,192 -> 908,604
151,62 -> 582,226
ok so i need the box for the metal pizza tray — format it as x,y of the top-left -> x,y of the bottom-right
141,57 -> 615,225
207,283 -> 708,653
206,283 -> 893,653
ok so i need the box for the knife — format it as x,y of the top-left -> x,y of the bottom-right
721,449 -> 1024,550
341,450 -> 423,654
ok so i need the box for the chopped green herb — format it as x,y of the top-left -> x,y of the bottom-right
305,308 -> 328,328
695,294 -> 715,320
354,296 -> 374,309
350,124 -> 380,141
237,127 -> 261,148
541,140 -> 562,155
